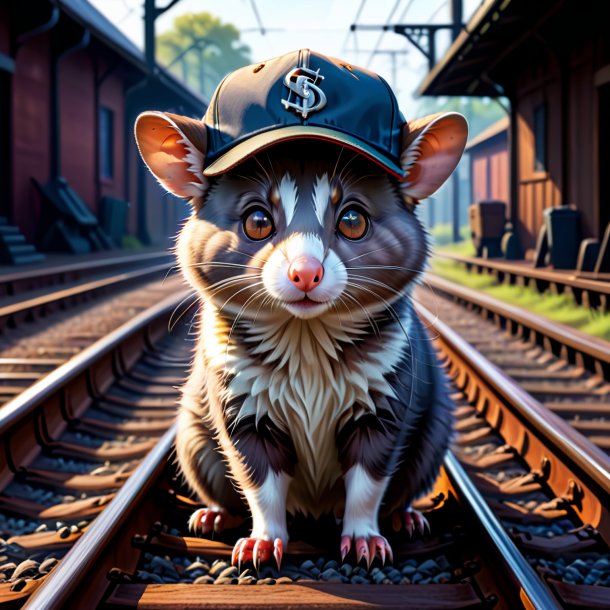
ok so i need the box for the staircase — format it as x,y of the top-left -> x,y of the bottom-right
0,217 -> 45,265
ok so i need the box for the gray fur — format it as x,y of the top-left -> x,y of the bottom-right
174,142 -> 454,524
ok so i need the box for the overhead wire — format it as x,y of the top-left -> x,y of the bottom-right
341,0 -> 368,54
365,0 -> 403,68
249,0 -> 266,35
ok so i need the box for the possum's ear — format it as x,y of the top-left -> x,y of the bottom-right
135,111 -> 208,199
400,112 -> 468,201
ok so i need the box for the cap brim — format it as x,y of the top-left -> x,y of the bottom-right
203,125 -> 406,179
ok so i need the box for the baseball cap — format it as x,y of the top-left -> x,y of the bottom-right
202,49 -> 407,179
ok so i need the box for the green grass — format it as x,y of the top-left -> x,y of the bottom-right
434,239 -> 476,257
428,257 -> 610,341
427,223 -> 471,247
122,235 -> 144,250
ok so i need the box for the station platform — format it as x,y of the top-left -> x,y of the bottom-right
0,247 -> 174,297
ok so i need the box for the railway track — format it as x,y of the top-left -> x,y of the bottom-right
1,265 -> 608,608
6,296 -> 606,607
0,251 -> 172,299
0,259 -> 180,407
0,284 -> 193,608
416,300 -> 610,608
420,274 -> 610,450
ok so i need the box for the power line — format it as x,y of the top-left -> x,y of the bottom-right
249,0 -> 266,35
426,0 -> 449,24
365,0 -> 402,68
397,0 -> 416,22
341,0 -> 368,53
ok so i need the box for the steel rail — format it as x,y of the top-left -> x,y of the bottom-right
20,299 -> 579,608
23,424 -> 177,610
24,425 -> 559,609
416,300 -> 610,502
0,250 -> 171,286
0,288 -> 193,436
424,273 -> 610,367
443,452 -> 561,610
25,403 -> 565,609
0,262 -> 175,319
435,251 -> 610,296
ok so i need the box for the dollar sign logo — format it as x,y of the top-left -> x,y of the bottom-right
281,67 -> 327,119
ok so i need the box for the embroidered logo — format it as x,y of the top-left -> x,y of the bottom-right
281,66 -> 327,119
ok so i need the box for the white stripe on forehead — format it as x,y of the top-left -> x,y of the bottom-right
279,173 -> 298,226
312,174 -> 330,227
285,232 -> 325,261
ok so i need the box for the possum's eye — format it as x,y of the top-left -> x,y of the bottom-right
243,207 -> 274,241
337,207 -> 369,240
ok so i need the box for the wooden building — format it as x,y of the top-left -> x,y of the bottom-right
466,117 -> 509,204
0,0 -> 206,262
420,0 -> 610,253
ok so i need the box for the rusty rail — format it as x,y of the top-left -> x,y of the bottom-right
23,425 -> 177,610
0,261 -> 175,329
424,272 -> 610,378
0,284 -> 192,607
442,453 -> 559,610
416,301 -> 610,545
0,250 -> 172,298
436,252 -> 610,310
0,289 -> 190,436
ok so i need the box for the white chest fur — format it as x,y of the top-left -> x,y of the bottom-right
201,304 -> 411,516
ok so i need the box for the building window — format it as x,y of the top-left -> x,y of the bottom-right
533,103 -> 547,173
99,106 -> 114,179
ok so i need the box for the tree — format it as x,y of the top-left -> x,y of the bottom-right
157,12 -> 251,99
415,96 -> 507,139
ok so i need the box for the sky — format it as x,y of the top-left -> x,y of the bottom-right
90,0 -> 483,118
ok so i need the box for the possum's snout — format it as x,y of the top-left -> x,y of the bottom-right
287,256 -> 324,293
262,232 -> 347,320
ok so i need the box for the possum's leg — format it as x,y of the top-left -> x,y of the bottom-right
337,414 -> 397,566
339,463 -> 394,566
217,414 -> 296,569
176,392 -> 245,534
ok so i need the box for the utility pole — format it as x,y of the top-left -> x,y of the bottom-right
352,0 -> 465,242
144,0 -> 182,71
449,0 -> 463,243
140,0 -> 182,245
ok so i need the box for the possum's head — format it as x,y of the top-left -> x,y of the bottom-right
135,110 -> 466,322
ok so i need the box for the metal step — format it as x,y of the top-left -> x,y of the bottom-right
0,225 -> 19,235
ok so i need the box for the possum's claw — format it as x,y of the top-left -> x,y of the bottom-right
340,535 -> 351,562
369,535 -> 393,566
188,507 -> 243,535
273,538 -> 283,569
403,508 -> 430,537
341,534 -> 393,568
188,507 -> 226,534
231,537 -> 283,571
356,538 -> 369,566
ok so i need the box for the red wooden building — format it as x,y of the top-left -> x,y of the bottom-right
420,0 -> 610,256
0,0 -> 206,263
466,117 -> 509,205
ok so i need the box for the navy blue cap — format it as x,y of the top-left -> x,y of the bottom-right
202,49 -> 406,179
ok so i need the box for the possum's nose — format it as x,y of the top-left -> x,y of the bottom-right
288,256 -> 324,293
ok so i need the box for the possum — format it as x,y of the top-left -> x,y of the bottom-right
135,107 -> 468,569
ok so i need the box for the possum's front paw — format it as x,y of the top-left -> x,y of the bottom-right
231,537 -> 283,570
392,508 -> 430,537
340,532 -> 393,567
188,507 -> 242,535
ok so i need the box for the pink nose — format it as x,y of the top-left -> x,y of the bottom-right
288,256 -> 324,293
